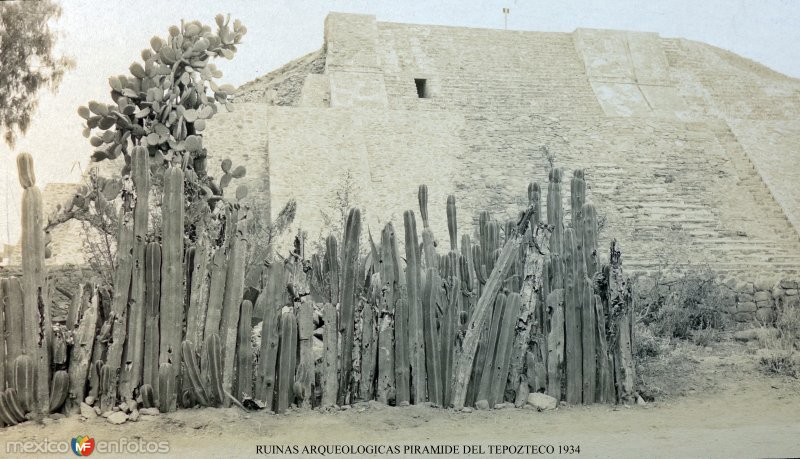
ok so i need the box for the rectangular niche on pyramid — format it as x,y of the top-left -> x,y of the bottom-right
415,78 -> 429,98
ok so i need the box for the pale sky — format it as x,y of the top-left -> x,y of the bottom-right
2,0 -> 799,246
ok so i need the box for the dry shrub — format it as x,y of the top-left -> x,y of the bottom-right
758,299 -> 800,378
637,267 -> 730,340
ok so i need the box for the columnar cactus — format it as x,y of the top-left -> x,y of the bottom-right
159,165 -> 185,412
104,196 -> 134,411
528,182 -> 541,227
546,289 -> 565,400
2,278 -> 24,388
220,207 -> 247,404
276,310 -> 297,413
99,363 -> 114,413
140,384 -> 155,409
337,208 -> 361,405
547,168 -> 564,256
0,388 -> 27,425
446,195 -> 458,252
13,355 -> 34,413
580,202 -> 598,403
157,362 -> 176,413
391,225 -> 410,406
320,302 -> 338,407
202,334 -> 225,407
67,286 -> 97,414
256,262 -> 284,409
204,241 -> 228,340
422,268 -> 443,406
186,233 -> 211,359
143,242 -> 162,394
563,228 -> 582,404
121,146 -> 149,402
235,300 -> 254,401
476,293 -> 506,407
403,210 -> 427,404
490,292 -> 522,406
608,240 -> 635,404
324,235 -> 340,304
182,340 -> 209,406
296,301 -> 314,407
17,152 -> 51,414
48,371 -> 69,413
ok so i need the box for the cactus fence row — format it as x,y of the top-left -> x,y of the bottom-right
0,154 -> 635,426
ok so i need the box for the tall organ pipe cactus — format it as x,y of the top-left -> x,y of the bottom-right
159,165 -> 185,412
220,207 -> 247,404
121,146 -> 149,401
17,153 -> 51,414
337,208 -> 361,405
404,210 -> 426,404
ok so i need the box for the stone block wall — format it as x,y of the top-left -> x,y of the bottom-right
720,277 -> 800,324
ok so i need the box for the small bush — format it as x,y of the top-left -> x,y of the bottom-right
636,267 -> 730,340
759,353 -> 798,378
775,300 -> 800,351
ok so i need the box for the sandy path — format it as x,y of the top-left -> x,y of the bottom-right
0,374 -> 797,459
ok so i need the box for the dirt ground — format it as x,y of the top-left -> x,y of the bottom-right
0,338 -> 798,459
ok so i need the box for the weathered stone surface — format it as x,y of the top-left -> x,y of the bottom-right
754,278 -> 775,292
80,402 -> 96,418
139,407 -> 160,416
785,289 -> 798,296
527,393 -> 558,411
737,293 -> 754,303
780,280 -> 799,289
737,302 -> 757,313
475,400 -> 490,411
107,411 -> 128,425
754,291 -> 772,302
734,312 -> 753,323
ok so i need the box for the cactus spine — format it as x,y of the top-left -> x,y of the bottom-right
17,152 -> 51,414
337,208 -> 361,405
159,166 -> 185,412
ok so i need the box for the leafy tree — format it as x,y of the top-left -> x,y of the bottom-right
0,0 -> 74,146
